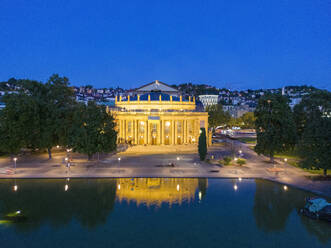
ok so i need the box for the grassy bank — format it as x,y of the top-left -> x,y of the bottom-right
236,137 -> 256,144
275,149 -> 330,175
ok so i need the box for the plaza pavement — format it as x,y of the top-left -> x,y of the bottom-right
0,142 -> 330,197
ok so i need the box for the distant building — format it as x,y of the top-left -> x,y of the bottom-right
198,95 -> 219,109
223,105 -> 255,118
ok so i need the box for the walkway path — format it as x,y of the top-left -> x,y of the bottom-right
0,143 -> 330,197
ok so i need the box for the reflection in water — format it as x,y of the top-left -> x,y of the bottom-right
0,179 -> 117,230
253,179 -> 331,243
116,178 -> 207,207
0,178 -> 207,231
0,178 -> 329,246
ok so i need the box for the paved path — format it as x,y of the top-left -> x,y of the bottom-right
0,143 -> 330,197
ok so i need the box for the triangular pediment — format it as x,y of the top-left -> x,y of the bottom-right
136,80 -> 178,92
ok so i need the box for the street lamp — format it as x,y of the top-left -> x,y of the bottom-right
118,157 -> 121,167
234,184 -> 238,191
284,158 -> 288,163
177,157 -> 180,161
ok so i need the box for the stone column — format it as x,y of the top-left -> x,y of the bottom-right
157,121 -> 161,145
171,120 -> 175,145
174,120 -> 177,145
136,120 -> 139,145
119,120 -> 123,143
124,120 -> 126,142
162,120 -> 165,145
183,120 -> 185,144
145,120 -> 148,145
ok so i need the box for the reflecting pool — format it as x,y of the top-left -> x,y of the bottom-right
0,178 -> 330,248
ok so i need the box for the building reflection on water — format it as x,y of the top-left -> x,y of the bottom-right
116,178 -> 207,207
0,178 -> 329,244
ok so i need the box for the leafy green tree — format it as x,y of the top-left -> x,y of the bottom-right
69,102 -> 117,160
206,103 -> 231,129
239,112 -> 256,129
40,74 -> 76,158
198,128 -> 207,161
295,90 -> 331,176
254,94 -> 297,162
0,80 -> 42,155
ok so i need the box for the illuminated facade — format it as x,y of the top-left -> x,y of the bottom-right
110,81 -> 209,145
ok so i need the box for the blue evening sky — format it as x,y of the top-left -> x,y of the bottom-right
0,0 -> 330,90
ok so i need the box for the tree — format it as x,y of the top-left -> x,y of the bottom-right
0,80 -> 42,155
295,91 -> 331,176
198,128 -> 207,161
0,76 -> 76,159
239,112 -> 256,129
254,94 -> 297,162
206,103 -> 231,129
40,74 -> 76,158
69,102 -> 117,160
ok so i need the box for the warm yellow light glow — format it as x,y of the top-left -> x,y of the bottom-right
64,184 -> 69,191
284,158 -> 288,162
176,184 -> 180,191
13,157 -> 17,162
234,184 -> 238,191
165,121 -> 170,127
198,191 -> 202,200
56,145 -> 60,148
234,157 -> 238,161
118,184 -> 121,190
13,185 -> 18,191
239,150 -> 242,154
283,185 -> 288,191
140,121 -> 144,125
177,157 -> 180,160
65,157 -> 68,161
238,177 -> 242,182
118,157 -> 121,161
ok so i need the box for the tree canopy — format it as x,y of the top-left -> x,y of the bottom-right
206,103 -> 231,129
254,94 -> 297,162
294,90 -> 331,175
68,102 -> 117,160
0,75 -> 117,160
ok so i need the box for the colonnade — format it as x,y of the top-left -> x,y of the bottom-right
117,118 -> 201,145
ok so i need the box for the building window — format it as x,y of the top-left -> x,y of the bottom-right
177,121 -> 182,134
128,121 -> 132,133
152,123 -> 157,132
165,121 -> 170,135
139,121 -> 145,133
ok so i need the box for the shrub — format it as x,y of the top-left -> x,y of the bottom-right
198,128 -> 207,161
223,156 -> 232,165
236,158 -> 246,166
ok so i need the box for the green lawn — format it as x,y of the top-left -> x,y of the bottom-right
275,149 -> 330,175
236,137 -> 256,144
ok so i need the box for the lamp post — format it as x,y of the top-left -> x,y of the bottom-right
118,157 -> 121,167
13,157 -> 17,174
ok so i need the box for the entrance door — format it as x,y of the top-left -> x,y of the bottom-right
151,123 -> 158,145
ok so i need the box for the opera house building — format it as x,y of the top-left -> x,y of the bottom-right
110,80 -> 209,145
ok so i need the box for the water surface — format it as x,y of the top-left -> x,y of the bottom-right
0,178 -> 330,248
